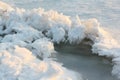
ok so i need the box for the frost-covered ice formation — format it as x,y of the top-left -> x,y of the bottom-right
0,1 -> 82,80
0,44 -> 81,80
0,1 -> 120,80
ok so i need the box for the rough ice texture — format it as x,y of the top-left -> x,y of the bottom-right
0,45 -> 81,80
0,1 -> 83,80
0,1 -> 14,11
0,1 -> 120,80
31,38 -> 55,58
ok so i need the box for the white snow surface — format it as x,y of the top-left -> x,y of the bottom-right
0,1 -> 120,80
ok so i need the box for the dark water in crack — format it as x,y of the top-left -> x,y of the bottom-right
54,42 -> 119,80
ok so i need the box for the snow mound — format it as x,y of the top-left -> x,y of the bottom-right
0,45 -> 81,80
0,1 -> 82,80
0,1 -> 120,79
0,1 -> 14,11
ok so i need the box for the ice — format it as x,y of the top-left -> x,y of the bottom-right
0,1 -> 82,80
49,26 -> 66,43
68,17 -> 85,44
0,45 -> 81,80
0,1 -> 14,11
31,38 -> 55,58
0,1 -> 120,80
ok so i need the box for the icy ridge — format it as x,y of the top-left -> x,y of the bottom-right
0,1 -> 120,79
0,1 -> 83,80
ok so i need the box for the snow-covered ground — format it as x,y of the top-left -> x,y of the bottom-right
0,0 -> 120,80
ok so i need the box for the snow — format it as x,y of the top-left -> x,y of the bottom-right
0,1 -> 82,80
31,38 -> 54,58
0,1 -> 14,11
49,26 -> 66,43
0,1 -> 120,80
0,45 -> 80,80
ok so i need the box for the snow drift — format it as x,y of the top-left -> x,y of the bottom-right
0,1 -> 120,80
